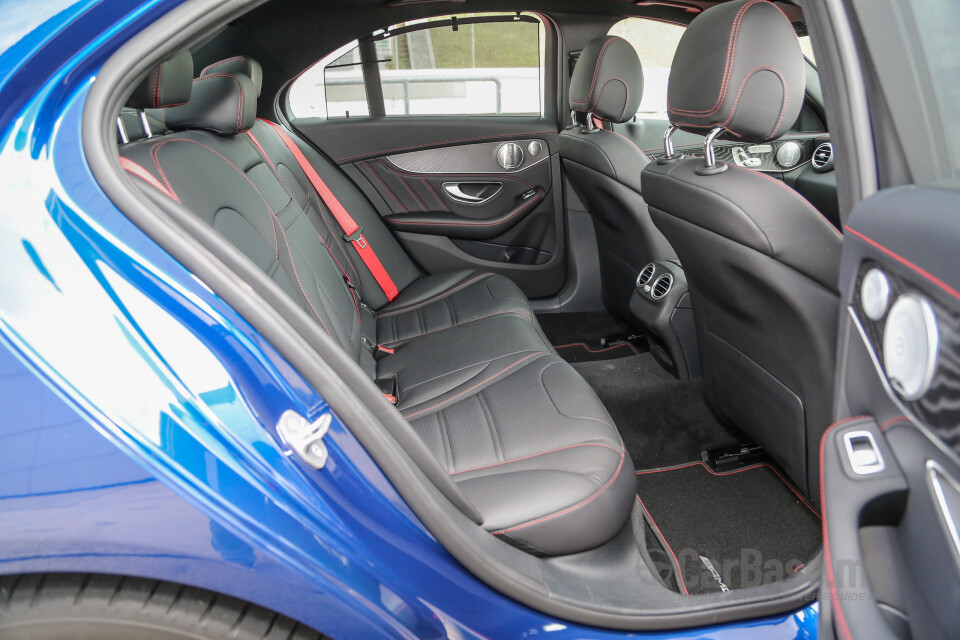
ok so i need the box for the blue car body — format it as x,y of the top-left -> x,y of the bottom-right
0,1 -> 818,637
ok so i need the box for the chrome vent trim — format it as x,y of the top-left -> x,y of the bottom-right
651,274 -> 673,300
636,263 -> 656,288
812,142 -> 833,169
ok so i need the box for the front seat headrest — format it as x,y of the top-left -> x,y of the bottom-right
160,72 -> 257,135
127,50 -> 193,109
667,0 -> 805,142
569,36 -> 643,124
201,56 -> 263,97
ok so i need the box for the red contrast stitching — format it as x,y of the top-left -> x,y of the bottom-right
635,461 -> 820,519
191,73 -> 245,133
493,446 -> 626,535
671,66 -> 788,136
731,164 -> 843,237
120,157 -> 180,202
636,495 -> 690,596
880,416 -> 911,430
402,351 -> 545,419
421,177 -> 450,212
451,442 -> 622,476
365,161 -> 407,212
570,37 -> 625,105
668,0 -> 766,115
378,273 -> 492,317
379,158 -> 426,210
607,129 -> 651,161
245,129 -> 360,320
583,77 -> 629,116
201,56 -> 250,77
386,190 -> 542,228
274,214 -> 337,339
153,66 -> 161,108
148,138 -> 337,337
820,415 -> 870,640
336,131 -> 557,163
846,227 -> 960,302
380,310 -> 533,347
376,158 -> 535,190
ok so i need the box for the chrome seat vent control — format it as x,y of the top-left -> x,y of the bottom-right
277,410 -> 332,470
651,273 -> 673,300
637,263 -> 656,288
883,293 -> 939,400
843,430 -> 885,475
776,141 -> 802,169
812,142 -> 834,172
497,143 -> 523,170
861,268 -> 891,321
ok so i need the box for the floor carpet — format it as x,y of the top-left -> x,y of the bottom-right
536,311 -> 631,347
554,341 -> 639,363
572,353 -> 740,469
635,462 -> 822,595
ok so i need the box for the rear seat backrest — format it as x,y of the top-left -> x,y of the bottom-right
120,58 -> 375,375
118,53 -> 639,556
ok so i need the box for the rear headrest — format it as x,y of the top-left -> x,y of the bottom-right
127,51 -> 193,109
201,56 -> 263,97
569,36 -> 643,124
667,0 -> 805,142
161,72 -> 257,135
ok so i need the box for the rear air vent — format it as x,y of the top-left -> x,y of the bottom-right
637,263 -> 656,288
651,274 -> 673,300
812,142 -> 834,170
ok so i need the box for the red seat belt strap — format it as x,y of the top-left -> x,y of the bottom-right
263,120 -> 399,302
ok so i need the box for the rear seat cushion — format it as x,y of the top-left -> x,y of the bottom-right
119,53 -> 635,556
406,352 -> 635,555
376,270 -> 536,347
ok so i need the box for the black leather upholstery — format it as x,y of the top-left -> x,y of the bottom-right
201,56 -> 263,97
561,36 -> 675,326
643,0 -> 841,499
667,0 -> 805,141
161,72 -> 258,135
120,55 -> 636,555
569,36 -> 643,124
127,50 -> 193,109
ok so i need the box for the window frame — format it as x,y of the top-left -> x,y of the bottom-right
287,13 -> 549,121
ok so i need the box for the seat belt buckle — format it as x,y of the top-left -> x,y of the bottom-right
360,335 -> 376,353
343,227 -> 366,248
375,377 -> 398,405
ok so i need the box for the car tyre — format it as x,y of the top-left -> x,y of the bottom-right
0,574 -> 325,639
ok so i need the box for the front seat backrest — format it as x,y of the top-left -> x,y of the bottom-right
641,0 -> 843,500
559,36 -> 675,326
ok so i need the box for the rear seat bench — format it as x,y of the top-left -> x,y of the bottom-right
118,52 -> 635,556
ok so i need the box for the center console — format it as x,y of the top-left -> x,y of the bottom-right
629,261 -> 701,380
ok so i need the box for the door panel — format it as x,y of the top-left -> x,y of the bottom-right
292,116 -> 566,298
822,186 -> 960,640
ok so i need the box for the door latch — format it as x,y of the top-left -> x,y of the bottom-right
843,430 -> 885,475
277,410 -> 332,470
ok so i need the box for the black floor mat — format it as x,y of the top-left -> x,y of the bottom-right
572,353 -> 739,468
536,311 -> 628,346
635,462 -> 821,595
555,341 -> 639,363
